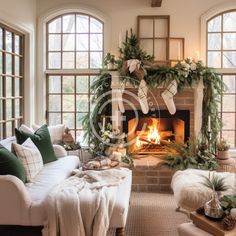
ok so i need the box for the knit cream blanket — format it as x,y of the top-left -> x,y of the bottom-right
42,168 -> 129,236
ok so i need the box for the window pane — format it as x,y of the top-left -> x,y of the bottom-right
76,130 -> 87,146
6,99 -> 12,119
48,113 -> 61,125
90,52 -> 102,68
48,52 -> 61,69
77,95 -> 88,112
208,33 -> 221,50
76,34 -> 88,51
90,18 -> 103,33
15,35 -> 20,54
49,95 -> 61,111
0,52 -> 2,74
5,31 -> 12,52
76,76 -> 89,93
62,52 -> 75,69
63,34 -> 75,51
48,34 -> 61,51
77,113 -> 87,129
63,113 -> 75,129
6,121 -> 12,137
0,76 -> 2,97
223,51 -> 236,68
15,56 -> 20,76
6,77 -> 12,97
48,76 -> 61,93
222,113 -> 235,129
63,95 -> 74,111
15,99 -> 20,117
48,17 -> 61,33
222,95 -> 235,112
76,52 -> 88,68
223,12 -> 236,32
0,100 -> 2,120
62,15 -> 75,33
90,34 -> 103,51
208,51 -> 221,68
223,33 -> 236,50
0,28 -> 2,50
76,15 -> 89,33
6,54 -> 12,75
223,75 -> 236,93
63,76 -> 74,93
208,15 -> 221,32
15,77 -> 20,96
222,131 -> 235,147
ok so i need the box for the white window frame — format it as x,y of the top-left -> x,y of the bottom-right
37,4 -> 111,125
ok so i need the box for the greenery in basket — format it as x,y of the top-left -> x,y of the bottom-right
217,138 -> 230,151
163,136 -> 218,170
201,173 -> 229,192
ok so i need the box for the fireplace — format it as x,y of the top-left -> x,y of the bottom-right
123,110 -> 190,154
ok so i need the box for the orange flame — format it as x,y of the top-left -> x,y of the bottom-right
147,119 -> 160,144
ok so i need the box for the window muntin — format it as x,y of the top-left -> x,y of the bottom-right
0,23 -> 24,139
46,13 -> 104,146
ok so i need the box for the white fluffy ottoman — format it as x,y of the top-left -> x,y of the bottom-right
171,169 -> 236,211
178,223 -> 213,236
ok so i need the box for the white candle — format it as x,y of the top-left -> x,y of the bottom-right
102,117 -> 106,131
208,116 -> 211,131
118,31 -> 122,48
177,42 -> 181,61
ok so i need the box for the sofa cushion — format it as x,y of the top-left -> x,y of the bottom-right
15,125 -> 57,164
0,144 -> 26,183
12,138 -> 43,182
25,155 -> 80,201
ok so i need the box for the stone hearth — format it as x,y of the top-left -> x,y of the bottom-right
132,156 -> 175,193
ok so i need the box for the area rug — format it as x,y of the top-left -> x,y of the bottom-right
107,192 -> 189,236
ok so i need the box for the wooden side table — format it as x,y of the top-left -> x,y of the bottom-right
190,212 -> 236,236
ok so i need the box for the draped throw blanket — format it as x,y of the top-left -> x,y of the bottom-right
42,168 -> 129,236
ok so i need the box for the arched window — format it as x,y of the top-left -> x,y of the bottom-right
207,10 -> 236,147
46,13 -> 104,145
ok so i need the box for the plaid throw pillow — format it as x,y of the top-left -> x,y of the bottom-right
12,138 -> 43,182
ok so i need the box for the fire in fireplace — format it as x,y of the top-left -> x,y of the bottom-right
123,110 -> 190,154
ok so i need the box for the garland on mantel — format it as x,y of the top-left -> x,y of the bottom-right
83,29 -> 225,156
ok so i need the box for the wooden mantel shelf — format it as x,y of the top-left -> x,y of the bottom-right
151,0 -> 163,7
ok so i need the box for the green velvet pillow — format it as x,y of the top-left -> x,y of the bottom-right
0,144 -> 26,183
15,124 -> 57,164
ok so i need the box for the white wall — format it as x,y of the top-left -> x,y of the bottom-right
0,0 -> 37,125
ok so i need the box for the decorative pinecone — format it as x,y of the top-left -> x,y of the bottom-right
196,206 -> 205,215
222,215 -> 236,231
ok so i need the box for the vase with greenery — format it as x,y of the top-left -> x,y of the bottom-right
104,53 -> 117,70
217,138 -> 230,160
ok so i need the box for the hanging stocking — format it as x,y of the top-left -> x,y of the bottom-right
116,81 -> 125,113
161,80 -> 178,115
138,79 -> 149,114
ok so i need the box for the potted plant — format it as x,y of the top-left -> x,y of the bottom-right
217,138 -> 230,160
104,53 -> 116,70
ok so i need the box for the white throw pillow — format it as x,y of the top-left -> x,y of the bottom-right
32,124 -> 65,144
12,138 -> 43,182
19,124 -> 34,134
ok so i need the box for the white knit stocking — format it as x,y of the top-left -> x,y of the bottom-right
138,79 -> 149,114
161,80 -> 178,115
116,81 -> 125,113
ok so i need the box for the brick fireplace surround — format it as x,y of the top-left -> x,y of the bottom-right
110,71 -> 204,192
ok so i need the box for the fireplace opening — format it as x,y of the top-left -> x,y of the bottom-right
123,110 -> 190,154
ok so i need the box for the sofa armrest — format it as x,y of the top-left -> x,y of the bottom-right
53,144 -> 67,158
0,175 -> 32,225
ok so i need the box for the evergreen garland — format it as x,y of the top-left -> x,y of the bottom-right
83,30 -> 225,163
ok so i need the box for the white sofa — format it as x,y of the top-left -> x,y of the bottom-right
0,137 -> 132,236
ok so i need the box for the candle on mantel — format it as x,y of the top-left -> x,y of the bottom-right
177,41 -> 181,61
208,116 -> 211,132
102,117 -> 106,131
118,31 -> 122,49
